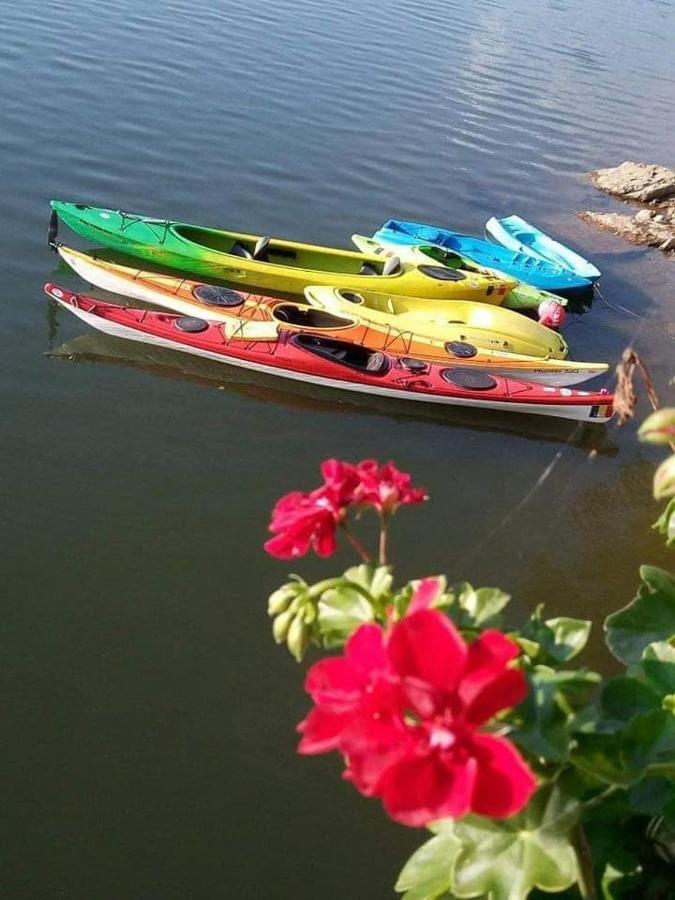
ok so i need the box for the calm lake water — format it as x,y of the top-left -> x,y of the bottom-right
2,0 -> 674,896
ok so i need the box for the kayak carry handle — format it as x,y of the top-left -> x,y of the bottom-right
47,209 -> 59,251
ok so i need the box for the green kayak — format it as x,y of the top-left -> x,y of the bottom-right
48,201 -> 509,301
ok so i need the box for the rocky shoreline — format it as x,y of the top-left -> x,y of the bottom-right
579,161 -> 675,254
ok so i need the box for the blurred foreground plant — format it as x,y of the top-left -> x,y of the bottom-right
264,457 -> 675,899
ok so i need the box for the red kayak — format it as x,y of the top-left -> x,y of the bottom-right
44,284 -> 613,423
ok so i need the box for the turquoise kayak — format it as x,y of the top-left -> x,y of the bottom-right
485,215 -> 601,282
372,219 -> 592,293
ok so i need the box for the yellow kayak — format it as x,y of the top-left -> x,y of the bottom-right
304,286 -> 568,359
351,234 -> 567,314
50,200 -> 515,302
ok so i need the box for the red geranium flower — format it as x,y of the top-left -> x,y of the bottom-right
355,460 -> 427,515
298,582 -> 535,826
265,460 -> 360,559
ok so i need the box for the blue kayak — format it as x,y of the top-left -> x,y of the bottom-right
372,219 -> 592,293
485,215 -> 601,282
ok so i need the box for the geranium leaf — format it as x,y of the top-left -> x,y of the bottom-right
343,564 -> 393,602
317,583 -> 375,647
395,832 -> 462,899
522,612 -> 591,665
638,641 -> 675,696
447,784 -> 580,900
456,584 -> 511,627
628,777 -> 675,817
623,709 -> 675,778
569,732 -> 635,786
604,566 -> 675,665
601,675 -> 661,723
510,668 -> 599,762
543,617 -> 592,662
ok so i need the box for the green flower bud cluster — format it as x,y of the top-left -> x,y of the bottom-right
268,580 -> 317,662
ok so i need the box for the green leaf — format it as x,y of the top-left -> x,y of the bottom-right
570,732 -> 634,786
623,709 -> 675,778
521,608 -> 591,665
395,832 -> 462,900
543,617 -> 592,662
342,563 -> 393,603
317,583 -> 375,647
653,498 -> 675,546
639,647 -> 675,697
601,676 -> 661,723
604,566 -> 675,665
456,584 -> 511,627
511,667 -> 600,763
447,784 -> 580,900
628,777 -> 675,817
510,669 -> 571,762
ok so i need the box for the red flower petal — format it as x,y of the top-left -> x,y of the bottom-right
462,669 -> 529,727
342,715 -> 412,797
264,531 -> 310,559
298,706 -> 353,755
304,657 -> 363,706
459,631 -> 526,725
407,577 -> 444,615
381,752 -> 478,826
469,733 -> 537,817
321,459 -> 360,504
388,610 -> 467,692
345,623 -> 388,676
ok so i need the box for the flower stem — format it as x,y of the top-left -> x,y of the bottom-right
341,523 -> 373,563
572,823 -> 597,900
378,514 -> 390,566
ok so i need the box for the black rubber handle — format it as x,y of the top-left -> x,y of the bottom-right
47,210 -> 58,251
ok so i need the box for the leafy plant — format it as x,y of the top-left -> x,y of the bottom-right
264,457 -> 675,898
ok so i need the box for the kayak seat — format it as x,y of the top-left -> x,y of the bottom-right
366,351 -> 386,372
292,333 -> 390,376
253,235 -> 271,260
359,262 -> 379,276
382,256 -> 401,276
230,242 -> 253,259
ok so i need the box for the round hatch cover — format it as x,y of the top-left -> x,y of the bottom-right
442,369 -> 498,391
445,341 -> 477,358
193,285 -> 244,307
175,316 -> 209,333
419,265 -> 466,282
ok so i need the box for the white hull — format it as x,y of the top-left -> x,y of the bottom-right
59,248 -> 606,389
52,297 -> 611,423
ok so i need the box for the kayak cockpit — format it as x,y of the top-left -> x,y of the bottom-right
174,225 -> 401,276
292,334 -> 390,375
273,304 -> 354,330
